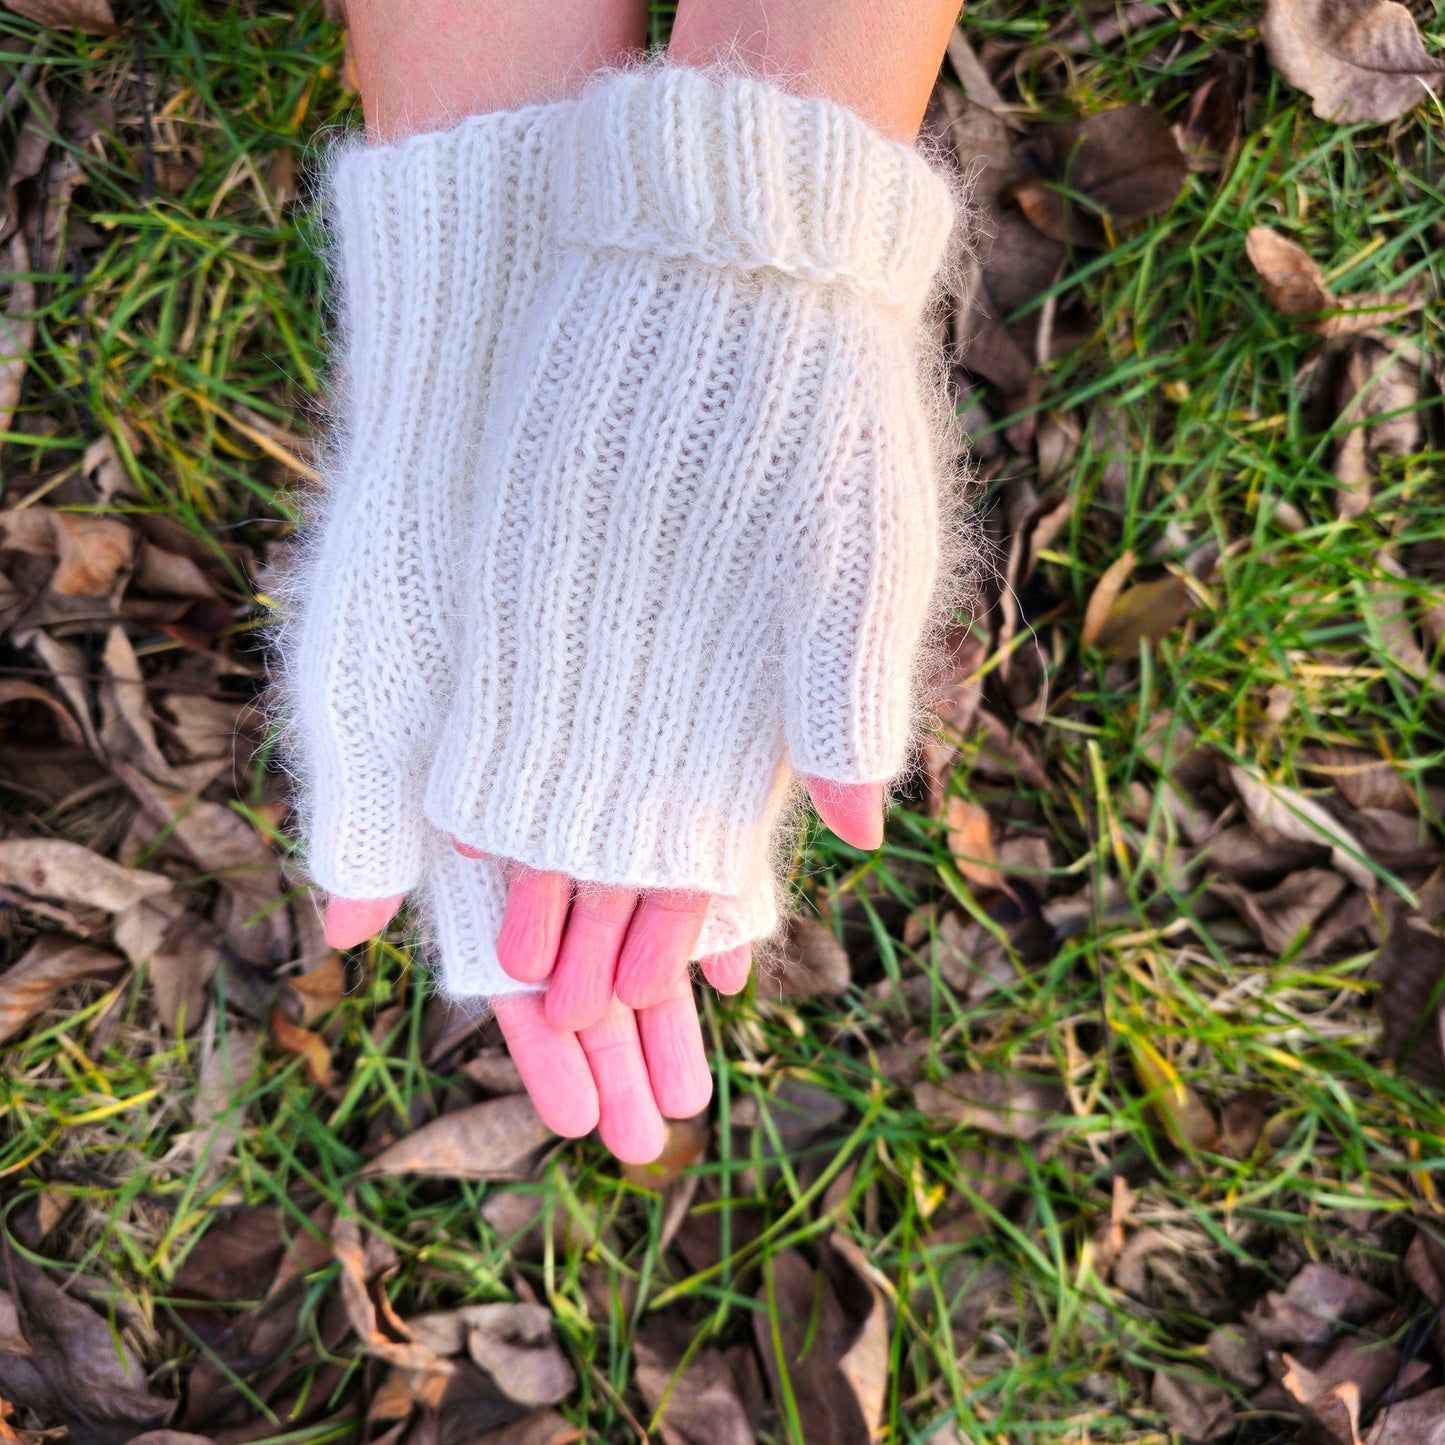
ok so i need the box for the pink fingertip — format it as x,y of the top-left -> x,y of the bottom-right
496,867 -> 571,983
700,944 -> 752,996
638,982 -> 714,1119
580,999 -> 667,1165
807,778 -> 885,851
494,994 -> 600,1138
324,894 -> 404,949
450,837 -> 486,859
615,890 -> 708,1011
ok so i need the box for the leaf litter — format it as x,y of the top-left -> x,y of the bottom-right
0,1 -> 1442,1441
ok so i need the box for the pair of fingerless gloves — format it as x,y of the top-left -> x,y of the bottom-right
282,64 -> 961,998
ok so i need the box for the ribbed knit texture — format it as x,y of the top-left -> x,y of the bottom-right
422,849 -> 531,999
284,103 -> 566,903
426,67 -> 958,936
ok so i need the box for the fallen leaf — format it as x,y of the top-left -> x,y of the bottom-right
753,1249 -> 880,1445
1173,55 -> 1246,172
115,902 -> 220,1035
1081,549 -> 1136,648
0,236 -> 36,437
914,1069 -> 1064,1140
1009,107 -> 1186,249
1211,869 -> 1348,954
464,1304 -> 576,1407
1364,1388 -> 1445,1444
1093,574 -> 1193,656
828,1233 -> 892,1440
270,1005 -> 334,1088
1150,1371 -> 1233,1442
0,1247 -> 171,1433
1206,1324 -> 1266,1389
1371,897 -> 1445,1086
0,935 -> 123,1044
1246,228 -> 1335,318
1260,0 -> 1445,123
634,1315 -> 754,1445
1245,1263 -> 1390,1348
1227,764 -> 1375,889
1128,1034 -> 1218,1151
945,797 -> 1003,891
1283,1357 -> 1364,1445
775,915 -> 851,998
1,0 -> 116,33
286,951 -> 346,1023
0,837 -> 170,913
362,1094 -> 552,1180
620,1115 -> 707,1192
471,1411 -> 583,1445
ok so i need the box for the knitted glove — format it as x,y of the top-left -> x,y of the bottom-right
280,103 -> 565,905
427,67 -> 959,952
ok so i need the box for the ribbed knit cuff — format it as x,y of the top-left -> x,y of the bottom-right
555,66 -> 955,309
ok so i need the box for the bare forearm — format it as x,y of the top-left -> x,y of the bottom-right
347,0 -> 647,140
668,0 -> 959,140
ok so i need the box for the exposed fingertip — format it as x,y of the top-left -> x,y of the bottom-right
324,893 -> 404,949
450,836 -> 486,859
807,778 -> 885,851
700,944 -> 752,995
600,1106 -> 667,1166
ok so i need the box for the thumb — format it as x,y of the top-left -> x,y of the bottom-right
325,893 -> 405,949
805,778 -> 884,851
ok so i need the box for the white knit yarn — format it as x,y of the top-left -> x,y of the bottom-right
425,67 -> 958,953
284,103 -> 566,909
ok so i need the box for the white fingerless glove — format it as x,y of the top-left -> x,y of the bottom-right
281,103 -> 566,904
427,67 -> 960,951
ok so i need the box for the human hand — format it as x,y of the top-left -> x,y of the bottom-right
325,777 -> 881,1028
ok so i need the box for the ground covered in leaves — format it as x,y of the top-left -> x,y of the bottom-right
0,0 -> 1443,1441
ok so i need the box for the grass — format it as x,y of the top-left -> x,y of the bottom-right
1,0 -> 1443,1440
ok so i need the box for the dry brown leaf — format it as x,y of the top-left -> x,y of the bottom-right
634,1315 -> 754,1445
1245,1263 -> 1390,1348
753,1250 -> 878,1445
1211,868 -> 1348,954
270,1005 -> 334,1088
1009,107 -> 1186,249
1365,1388 -> 1445,1444
472,1412 -> 583,1445
775,914 -> 850,998
1093,573 -> 1193,656
1081,549 -> 1136,648
1371,898 -> 1445,1086
286,951 -> 346,1023
363,1094 -> 552,1180
2,0 -> 115,32
332,1207 -> 450,1388
1173,55 -> 1246,172
464,1304 -> 576,1407
1246,228 -> 1335,318
1260,0 -> 1445,123
914,1069 -> 1064,1140
1227,764 -> 1374,889
828,1233 -> 892,1440
0,1250 -> 171,1433
945,797 -> 1003,891
1150,1371 -> 1234,1442
99,625 -> 171,778
1128,1034 -> 1218,1151
50,514 -> 133,598
0,837 -> 170,913
0,935 -> 123,1044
